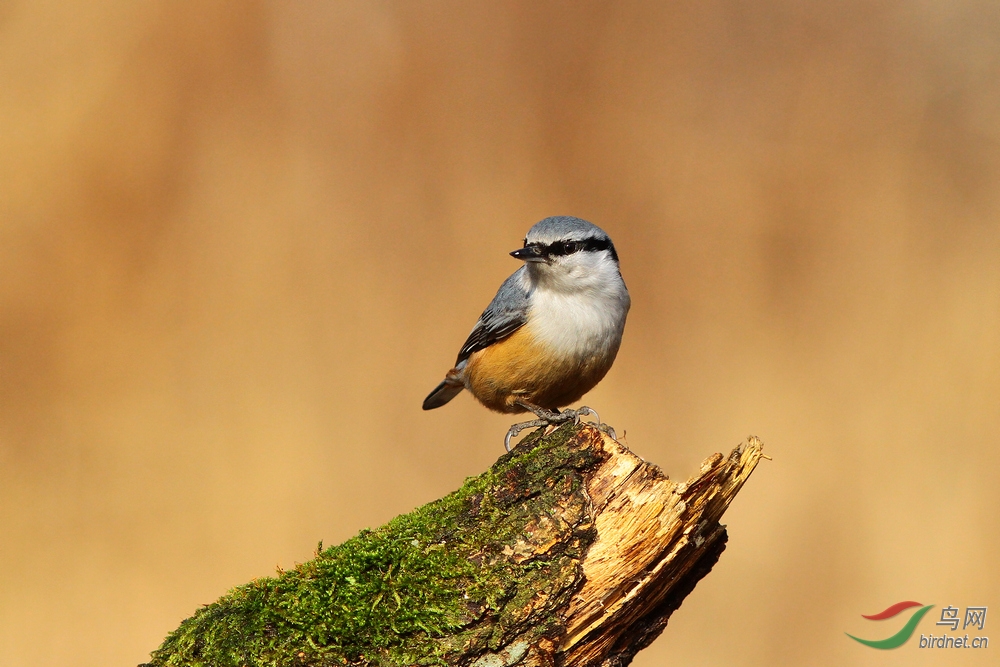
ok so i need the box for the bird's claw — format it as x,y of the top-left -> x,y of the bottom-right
572,406 -> 617,439
504,419 -> 549,452
504,404 -> 618,451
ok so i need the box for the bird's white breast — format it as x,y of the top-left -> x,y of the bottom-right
525,274 -> 629,361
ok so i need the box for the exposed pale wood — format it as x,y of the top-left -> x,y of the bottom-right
556,429 -> 763,667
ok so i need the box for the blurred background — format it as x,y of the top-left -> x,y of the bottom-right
2,2 -> 998,665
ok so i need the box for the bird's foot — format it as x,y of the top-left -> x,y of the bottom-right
504,419 -> 550,452
504,402 -> 617,451
513,400 -> 570,423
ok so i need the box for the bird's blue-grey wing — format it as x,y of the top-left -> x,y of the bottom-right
455,268 -> 530,365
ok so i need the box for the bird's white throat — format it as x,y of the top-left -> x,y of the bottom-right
521,253 -> 630,357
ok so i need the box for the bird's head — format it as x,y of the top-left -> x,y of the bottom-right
511,216 -> 620,291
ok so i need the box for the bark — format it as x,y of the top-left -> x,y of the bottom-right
144,423 -> 764,667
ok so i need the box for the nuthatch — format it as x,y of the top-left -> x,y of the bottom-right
423,216 -> 630,449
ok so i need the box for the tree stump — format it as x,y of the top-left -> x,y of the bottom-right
144,423 -> 764,667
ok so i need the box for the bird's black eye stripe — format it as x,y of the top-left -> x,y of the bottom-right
579,237 -> 613,254
539,237 -> 616,259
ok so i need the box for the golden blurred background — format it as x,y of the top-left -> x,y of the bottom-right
2,2 -> 998,665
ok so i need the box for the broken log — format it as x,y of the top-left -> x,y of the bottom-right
143,423 -> 764,667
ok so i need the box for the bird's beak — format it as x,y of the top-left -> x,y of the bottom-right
510,246 -> 546,263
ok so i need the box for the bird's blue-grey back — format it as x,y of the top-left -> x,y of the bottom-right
455,267 -> 531,365
421,266 -> 532,411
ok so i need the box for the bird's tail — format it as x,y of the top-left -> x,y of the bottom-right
422,379 -> 463,410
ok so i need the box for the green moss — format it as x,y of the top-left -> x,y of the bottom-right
147,423 -> 605,667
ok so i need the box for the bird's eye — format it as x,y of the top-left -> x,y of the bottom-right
561,241 -> 576,254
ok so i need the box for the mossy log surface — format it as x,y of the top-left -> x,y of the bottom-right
144,423 -> 763,667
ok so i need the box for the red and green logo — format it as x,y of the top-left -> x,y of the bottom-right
846,601 -> 935,649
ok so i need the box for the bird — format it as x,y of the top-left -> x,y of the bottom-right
422,216 -> 630,450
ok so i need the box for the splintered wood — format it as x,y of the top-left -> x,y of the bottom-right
555,428 -> 763,667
